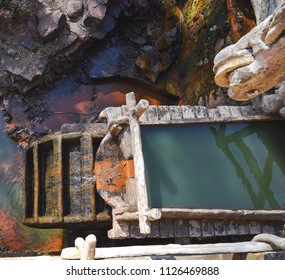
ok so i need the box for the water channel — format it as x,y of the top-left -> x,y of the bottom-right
142,122 -> 285,210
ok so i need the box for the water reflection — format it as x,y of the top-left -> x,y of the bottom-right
21,78 -> 178,133
141,122 -> 285,209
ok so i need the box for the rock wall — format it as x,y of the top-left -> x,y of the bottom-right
0,0 -> 259,143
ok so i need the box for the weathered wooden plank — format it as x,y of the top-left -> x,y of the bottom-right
214,220 -> 227,236
207,108 -> 220,118
217,106 -> 232,117
149,220 -> 160,238
100,107 -> 123,123
225,221 -> 238,235
261,223 -> 276,234
194,106 -> 208,118
92,241 -> 275,259
237,221 -> 250,235
161,208 -> 285,221
169,106 -> 183,120
229,106 -> 243,117
189,220 -> 202,237
181,106 -> 196,119
33,143 -> 39,221
174,219 -> 189,238
125,178 -> 137,210
160,219 -> 174,238
240,106 -> 255,116
249,221 -> 262,235
108,218 -> 130,239
201,220 -> 215,237
80,134 -> 96,220
252,233 -> 285,249
61,240 -> 276,260
127,92 -> 150,235
130,221 -> 141,238
54,135 -> 63,220
157,106 -> 171,121
146,106 -> 158,122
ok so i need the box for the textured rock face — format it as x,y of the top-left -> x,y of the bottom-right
0,0 -> 259,140
213,2 -> 285,101
67,0 -> 84,19
37,10 -> 67,42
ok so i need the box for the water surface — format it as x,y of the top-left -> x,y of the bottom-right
142,122 -> 285,210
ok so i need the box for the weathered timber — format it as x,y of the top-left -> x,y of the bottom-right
214,220 -> 227,236
174,219 -> 189,238
252,233 -> 285,249
115,209 -> 161,222
61,241 -> 279,260
160,219 -> 174,238
161,208 -> 285,221
23,130 -> 108,228
126,92 -> 150,235
201,221 -> 215,237
189,220 -> 202,237
108,211 -> 130,239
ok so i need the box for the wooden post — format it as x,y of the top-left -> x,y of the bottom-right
126,92 -> 150,234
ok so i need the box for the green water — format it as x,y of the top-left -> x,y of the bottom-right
141,122 -> 285,210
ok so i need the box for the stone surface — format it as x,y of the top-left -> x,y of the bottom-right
68,22 -> 89,41
67,0 -> 84,19
88,0 -> 107,20
37,10 -> 67,42
18,35 -> 37,52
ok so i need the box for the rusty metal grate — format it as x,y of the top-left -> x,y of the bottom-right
23,131 -> 111,228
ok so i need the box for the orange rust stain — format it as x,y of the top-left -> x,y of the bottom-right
95,159 -> 134,193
